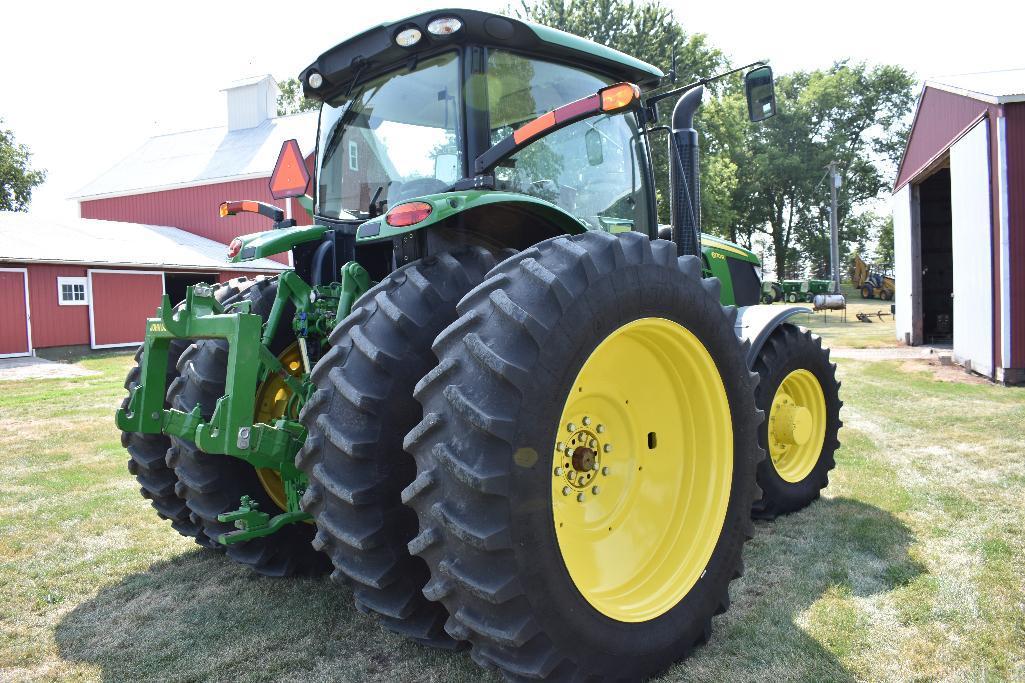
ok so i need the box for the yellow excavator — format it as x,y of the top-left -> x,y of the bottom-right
851,254 -> 894,300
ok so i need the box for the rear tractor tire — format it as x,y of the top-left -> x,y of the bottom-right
751,324 -> 842,519
167,277 -> 330,576
403,232 -> 763,680
297,248 -> 500,647
120,276 -> 260,547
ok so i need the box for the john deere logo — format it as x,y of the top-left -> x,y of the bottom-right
149,322 -> 166,333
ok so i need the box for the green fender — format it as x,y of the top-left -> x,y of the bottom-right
354,190 -> 589,243
230,224 -> 329,263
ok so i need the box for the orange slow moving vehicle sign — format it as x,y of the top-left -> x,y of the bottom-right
269,139 -> 311,200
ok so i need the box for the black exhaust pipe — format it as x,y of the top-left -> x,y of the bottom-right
668,85 -> 704,258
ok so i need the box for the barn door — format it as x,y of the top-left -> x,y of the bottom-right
88,270 -> 165,349
0,268 -> 31,358
950,119 -> 993,376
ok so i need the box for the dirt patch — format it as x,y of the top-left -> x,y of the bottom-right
898,359 -> 990,385
0,357 -> 99,381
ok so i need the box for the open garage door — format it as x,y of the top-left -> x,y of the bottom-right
88,270 -> 164,349
950,120 -> 994,376
0,268 -> 32,357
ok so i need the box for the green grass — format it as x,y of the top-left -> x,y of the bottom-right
773,283 -> 898,349
2,352 -> 1023,682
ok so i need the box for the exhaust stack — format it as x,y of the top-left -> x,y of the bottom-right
668,86 -> 704,258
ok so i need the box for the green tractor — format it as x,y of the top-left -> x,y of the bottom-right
116,9 -> 841,679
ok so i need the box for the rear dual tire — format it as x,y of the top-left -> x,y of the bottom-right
403,232 -> 763,680
297,248 -> 500,646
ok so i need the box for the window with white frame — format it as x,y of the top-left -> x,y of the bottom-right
348,140 -> 359,171
57,276 -> 88,306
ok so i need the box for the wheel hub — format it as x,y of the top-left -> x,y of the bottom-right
767,369 -> 827,483
555,422 -> 611,497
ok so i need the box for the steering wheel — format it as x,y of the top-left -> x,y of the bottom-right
390,177 -> 449,203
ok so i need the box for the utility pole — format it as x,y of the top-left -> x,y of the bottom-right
828,161 -> 841,294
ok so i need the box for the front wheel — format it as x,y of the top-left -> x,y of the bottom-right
786,292 -> 799,303
403,232 -> 763,680
751,324 -> 842,519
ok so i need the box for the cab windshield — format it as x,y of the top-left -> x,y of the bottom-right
316,52 -> 461,219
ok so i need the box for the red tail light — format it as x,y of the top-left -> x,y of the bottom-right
228,238 -> 243,258
386,201 -> 433,227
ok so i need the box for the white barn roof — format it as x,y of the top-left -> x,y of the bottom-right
927,68 -> 1025,104
72,110 -> 318,200
0,212 -> 286,272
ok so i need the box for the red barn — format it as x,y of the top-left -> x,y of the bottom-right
892,69 -> 1025,384
0,76 -> 317,359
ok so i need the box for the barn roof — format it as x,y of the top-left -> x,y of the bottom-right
927,68 -> 1025,104
0,212 -> 286,272
72,110 -> 318,200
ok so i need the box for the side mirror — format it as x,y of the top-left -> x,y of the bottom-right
433,153 -> 459,184
585,128 -> 604,166
744,66 -> 777,122
269,139 -> 311,200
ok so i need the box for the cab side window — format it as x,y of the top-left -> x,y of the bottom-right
486,50 -> 650,233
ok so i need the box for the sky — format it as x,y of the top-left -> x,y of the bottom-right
3,0 -> 1024,219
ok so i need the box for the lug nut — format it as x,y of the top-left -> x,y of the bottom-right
567,472 -> 575,482
556,441 -> 564,451
592,486 -> 600,495
567,423 -> 577,432
589,439 -> 598,448
562,487 -> 571,496
582,416 -> 591,426
596,424 -> 605,433
603,444 -> 613,453
554,467 -> 564,476
602,466 -> 610,476
591,462 -> 598,471
576,493 -> 585,502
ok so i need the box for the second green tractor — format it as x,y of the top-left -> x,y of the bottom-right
117,9 -> 842,680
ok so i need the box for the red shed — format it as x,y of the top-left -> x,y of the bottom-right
892,69 -> 1025,384
0,213 -> 284,357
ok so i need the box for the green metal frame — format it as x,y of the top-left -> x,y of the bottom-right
115,262 -> 372,544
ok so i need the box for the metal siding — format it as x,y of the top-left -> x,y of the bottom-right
892,185 -> 914,343
896,88 -> 994,190
0,270 -> 30,356
25,264 -> 91,348
90,271 -> 164,347
950,120 -> 994,375
1003,103 -> 1025,367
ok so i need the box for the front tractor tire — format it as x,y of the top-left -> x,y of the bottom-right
119,277 -> 259,547
751,324 -> 842,519
403,232 -> 763,680
167,278 -> 330,577
297,248 -> 501,647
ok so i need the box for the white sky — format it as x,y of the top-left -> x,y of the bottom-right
3,0 -> 1023,219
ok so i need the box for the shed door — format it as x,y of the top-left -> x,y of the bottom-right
89,270 -> 164,348
0,269 -> 31,357
950,120 -> 993,376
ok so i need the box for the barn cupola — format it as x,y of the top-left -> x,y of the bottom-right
222,75 -> 280,131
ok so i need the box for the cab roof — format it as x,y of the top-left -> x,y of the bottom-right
300,9 -> 664,102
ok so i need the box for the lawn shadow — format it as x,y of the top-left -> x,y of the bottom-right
661,496 -> 926,682
54,546 -> 489,683
56,497 -> 921,683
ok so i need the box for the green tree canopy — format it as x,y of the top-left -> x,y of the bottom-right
0,120 -> 46,212
277,78 -> 319,117
702,62 -> 914,278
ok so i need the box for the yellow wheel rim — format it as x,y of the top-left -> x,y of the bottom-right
254,343 -> 304,513
767,369 -> 826,483
552,317 -> 733,623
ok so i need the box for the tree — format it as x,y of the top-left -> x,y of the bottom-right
874,213 -> 895,270
0,121 -> 46,212
514,0 -> 728,222
277,78 -> 319,116
702,62 -> 914,277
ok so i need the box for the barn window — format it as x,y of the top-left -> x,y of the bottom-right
348,140 -> 358,171
57,276 -> 88,306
